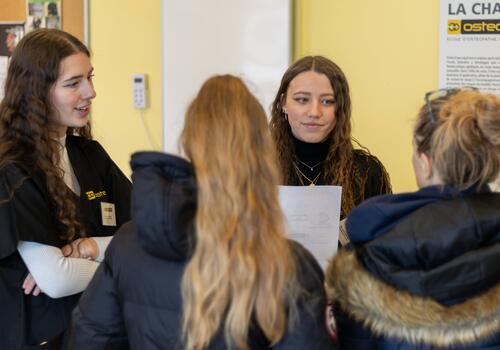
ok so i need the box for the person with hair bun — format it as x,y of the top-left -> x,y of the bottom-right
0,29 -> 131,349
70,75 -> 334,350
325,89 -> 500,349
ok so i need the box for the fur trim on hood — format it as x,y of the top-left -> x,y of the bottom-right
326,249 -> 500,347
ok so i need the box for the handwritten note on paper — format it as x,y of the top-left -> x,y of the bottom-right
278,185 -> 342,270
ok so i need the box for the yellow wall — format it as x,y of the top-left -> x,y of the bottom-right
90,1 -> 440,191
295,0 -> 440,192
89,0 -> 162,178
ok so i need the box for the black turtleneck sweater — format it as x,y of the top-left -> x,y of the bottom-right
291,135 -> 391,207
293,136 -> 330,186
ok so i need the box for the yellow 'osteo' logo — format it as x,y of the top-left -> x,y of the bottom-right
448,20 -> 461,34
86,190 -> 106,200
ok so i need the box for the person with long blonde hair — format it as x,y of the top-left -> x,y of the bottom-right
70,75 -> 334,350
326,89 -> 500,349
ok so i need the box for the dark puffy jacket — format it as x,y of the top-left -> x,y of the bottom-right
326,185 -> 500,350
70,152 -> 335,350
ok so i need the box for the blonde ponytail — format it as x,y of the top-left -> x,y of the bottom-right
180,75 -> 298,350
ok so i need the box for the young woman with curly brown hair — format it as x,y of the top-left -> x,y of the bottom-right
270,55 -> 391,218
0,29 -> 131,349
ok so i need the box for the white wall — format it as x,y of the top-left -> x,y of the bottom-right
162,0 -> 291,153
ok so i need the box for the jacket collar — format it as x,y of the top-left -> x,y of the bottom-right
346,185 -> 489,244
326,249 -> 500,347
130,152 -> 196,260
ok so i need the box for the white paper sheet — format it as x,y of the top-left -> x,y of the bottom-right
279,185 -> 342,270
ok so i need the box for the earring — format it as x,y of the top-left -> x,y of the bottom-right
283,109 -> 288,121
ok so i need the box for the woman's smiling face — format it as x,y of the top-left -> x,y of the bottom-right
50,52 -> 96,136
282,70 -> 336,143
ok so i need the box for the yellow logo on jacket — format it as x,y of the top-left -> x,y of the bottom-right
86,190 -> 107,200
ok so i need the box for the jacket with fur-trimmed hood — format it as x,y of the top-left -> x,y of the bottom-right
326,185 -> 500,350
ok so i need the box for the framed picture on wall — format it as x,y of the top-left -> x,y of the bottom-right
0,22 -> 25,100
26,0 -> 61,33
0,22 -> 25,57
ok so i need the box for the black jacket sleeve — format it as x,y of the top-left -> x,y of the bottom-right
0,165 -> 60,259
354,152 -> 392,201
70,239 -> 129,350
364,156 -> 391,199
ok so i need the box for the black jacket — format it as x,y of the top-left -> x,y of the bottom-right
70,152 -> 335,350
0,136 -> 131,349
326,185 -> 500,349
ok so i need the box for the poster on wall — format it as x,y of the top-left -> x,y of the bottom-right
0,23 -> 25,100
26,0 -> 61,33
439,0 -> 500,94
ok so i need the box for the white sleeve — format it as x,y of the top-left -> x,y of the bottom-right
17,241 -> 99,298
91,236 -> 113,262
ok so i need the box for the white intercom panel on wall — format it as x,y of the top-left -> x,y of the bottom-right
132,74 -> 147,109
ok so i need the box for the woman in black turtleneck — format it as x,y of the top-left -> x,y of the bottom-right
270,56 -> 391,218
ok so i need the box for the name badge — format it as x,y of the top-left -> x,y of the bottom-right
100,202 -> 116,227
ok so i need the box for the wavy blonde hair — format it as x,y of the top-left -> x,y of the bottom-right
414,90 -> 500,189
181,75 -> 297,350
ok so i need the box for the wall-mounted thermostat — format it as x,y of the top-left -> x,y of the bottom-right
132,74 -> 148,109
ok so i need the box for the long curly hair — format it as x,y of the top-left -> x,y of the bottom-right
270,55 -> 390,217
0,29 -> 91,242
414,89 -> 500,190
180,75 -> 298,350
